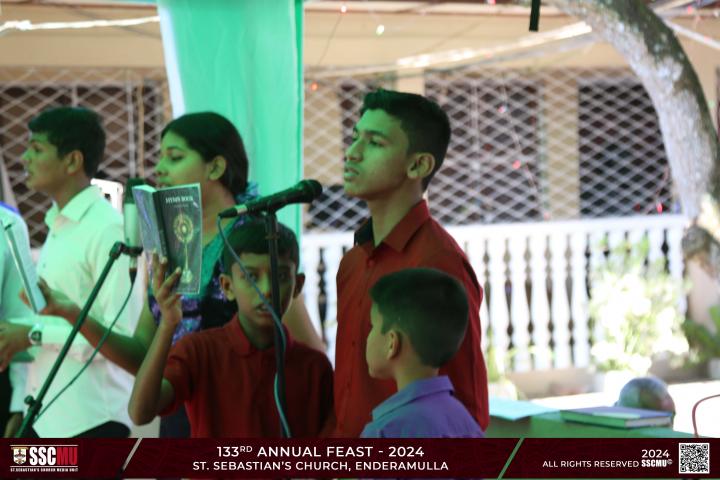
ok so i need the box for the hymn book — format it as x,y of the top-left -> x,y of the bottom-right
1,219 -> 46,313
132,183 -> 202,295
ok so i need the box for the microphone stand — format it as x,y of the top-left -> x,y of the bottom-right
16,242 -> 142,438
264,211 -> 290,438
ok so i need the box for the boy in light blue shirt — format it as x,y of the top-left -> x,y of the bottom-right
361,268 -> 483,438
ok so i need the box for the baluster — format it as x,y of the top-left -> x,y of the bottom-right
509,235 -> 531,371
323,243 -> 346,365
666,226 -> 687,315
550,232 -> 571,368
529,233 -> 551,370
317,248 -> 328,344
300,240 -> 321,337
487,236 -> 510,372
588,230 -> 607,345
467,238 -> 490,354
588,230 -> 607,273
627,228 -> 646,249
605,230 -> 627,298
570,231 -> 590,367
647,227 -> 665,264
607,229 -> 626,254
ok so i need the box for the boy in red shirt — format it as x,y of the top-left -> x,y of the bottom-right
129,218 -> 333,437
335,89 -> 489,436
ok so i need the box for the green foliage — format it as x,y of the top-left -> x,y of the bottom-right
485,325 -> 512,383
589,238 -> 689,373
683,306 -> 720,361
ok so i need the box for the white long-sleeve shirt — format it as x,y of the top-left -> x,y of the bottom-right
0,203 -> 34,413
27,186 -> 142,437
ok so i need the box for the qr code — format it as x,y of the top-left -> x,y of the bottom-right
679,443 -> 710,474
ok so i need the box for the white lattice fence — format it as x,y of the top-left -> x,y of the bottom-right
0,67 -> 169,247
303,67 -> 676,231
2,65 -> 678,244
425,67 -> 675,224
301,214 -> 688,369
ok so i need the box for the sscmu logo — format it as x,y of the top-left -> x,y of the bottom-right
12,446 -> 27,465
10,445 -> 78,473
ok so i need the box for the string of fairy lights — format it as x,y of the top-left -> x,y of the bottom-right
0,15 -> 160,35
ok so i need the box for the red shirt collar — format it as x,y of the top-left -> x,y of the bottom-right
354,200 -> 430,253
226,314 -> 292,357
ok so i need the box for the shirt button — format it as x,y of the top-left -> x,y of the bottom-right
366,259 -> 375,267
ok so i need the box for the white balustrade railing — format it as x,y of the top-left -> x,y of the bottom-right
301,214 -> 689,370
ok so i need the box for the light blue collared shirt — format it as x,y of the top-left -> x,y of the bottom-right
361,375 -> 484,438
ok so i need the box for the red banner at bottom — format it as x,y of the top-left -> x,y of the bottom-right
1,438 -> 718,478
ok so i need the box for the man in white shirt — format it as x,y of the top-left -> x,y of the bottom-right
0,203 -> 34,437
0,107 -> 140,437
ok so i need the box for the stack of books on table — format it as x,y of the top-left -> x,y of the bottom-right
560,406 -> 673,429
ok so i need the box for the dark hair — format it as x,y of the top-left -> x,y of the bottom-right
362,89 -> 451,190
222,218 -> 299,273
162,112 -> 249,196
370,268 -> 468,367
28,107 -> 105,178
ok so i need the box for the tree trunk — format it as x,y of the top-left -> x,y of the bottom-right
549,0 -> 720,278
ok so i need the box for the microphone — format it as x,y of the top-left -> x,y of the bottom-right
218,179 -> 323,218
123,177 -> 145,284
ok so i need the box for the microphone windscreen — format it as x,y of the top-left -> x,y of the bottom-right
301,179 -> 323,199
123,178 -> 144,249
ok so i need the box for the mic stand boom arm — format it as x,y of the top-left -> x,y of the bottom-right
16,242 -> 142,438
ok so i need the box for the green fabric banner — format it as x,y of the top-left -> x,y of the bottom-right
158,0 -> 304,233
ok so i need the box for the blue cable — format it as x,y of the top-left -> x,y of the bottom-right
216,216 -> 291,438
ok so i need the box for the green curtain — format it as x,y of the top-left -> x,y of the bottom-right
157,0 -> 304,234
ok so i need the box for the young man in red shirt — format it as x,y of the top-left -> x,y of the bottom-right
129,219 -> 333,437
334,89 -> 489,437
